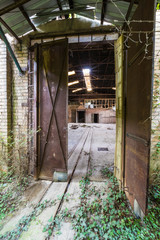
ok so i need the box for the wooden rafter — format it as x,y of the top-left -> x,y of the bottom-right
30,28 -> 114,40
69,93 -> 115,97
123,0 -> 135,29
68,0 -> 74,18
68,0 -> 74,9
18,5 -> 37,31
101,0 -> 108,25
57,0 -> 63,11
0,0 -> 31,16
56,0 -> 63,18
120,0 -> 138,4
0,17 -> 21,43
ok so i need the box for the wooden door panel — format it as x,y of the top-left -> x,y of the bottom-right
37,39 -> 68,180
114,35 -> 124,185
124,0 -> 155,216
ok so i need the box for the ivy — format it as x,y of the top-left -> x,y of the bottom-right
44,169 -> 160,239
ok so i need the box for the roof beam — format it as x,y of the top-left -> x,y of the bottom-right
69,93 -> 115,97
0,17 -> 21,43
0,0 -> 31,16
123,0 -> 135,30
68,0 -> 74,18
56,0 -> 63,18
30,28 -> 115,40
69,87 -> 115,90
13,0 -> 37,32
19,5 -> 36,31
57,0 -> 62,11
68,0 -> 74,9
101,0 -> 108,25
120,0 -> 138,4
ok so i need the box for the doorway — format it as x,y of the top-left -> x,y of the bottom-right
94,114 -> 99,123
29,27 -> 154,216
68,40 -> 116,181
77,110 -> 85,123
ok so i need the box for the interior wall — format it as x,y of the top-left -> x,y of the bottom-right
68,105 -> 79,123
85,108 -> 116,124
68,105 -> 116,123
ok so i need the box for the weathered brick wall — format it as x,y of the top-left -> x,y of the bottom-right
150,10 -> 160,176
0,37 -> 29,174
11,40 -> 29,174
0,40 -> 8,171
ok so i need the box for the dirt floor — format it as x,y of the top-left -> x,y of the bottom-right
0,123 -> 116,240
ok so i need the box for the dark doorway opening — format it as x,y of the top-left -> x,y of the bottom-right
71,109 -> 76,122
94,114 -> 99,123
77,111 -> 85,123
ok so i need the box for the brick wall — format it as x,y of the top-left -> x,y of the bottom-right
0,40 -> 8,171
150,10 -> 160,176
0,37 -> 29,174
11,41 -> 29,174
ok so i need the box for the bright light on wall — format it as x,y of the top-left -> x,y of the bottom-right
68,80 -> 79,86
68,70 -> 75,76
112,87 -> 116,90
72,88 -> 83,93
82,68 -> 92,92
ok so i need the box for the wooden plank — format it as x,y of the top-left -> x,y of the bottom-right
20,128 -> 90,239
0,180 -> 52,235
72,128 -> 93,181
68,124 -> 86,158
68,128 -> 90,178
52,129 -> 93,238
53,182 -> 81,240
19,182 -> 68,240
114,35 -> 124,185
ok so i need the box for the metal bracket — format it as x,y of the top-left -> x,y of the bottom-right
126,133 -> 149,147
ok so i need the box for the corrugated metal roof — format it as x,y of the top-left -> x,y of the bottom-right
104,1 -> 137,26
0,0 -> 138,37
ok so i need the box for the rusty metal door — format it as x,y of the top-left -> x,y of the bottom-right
124,0 -> 155,217
35,39 -> 68,180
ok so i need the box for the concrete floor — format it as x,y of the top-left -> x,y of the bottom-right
0,123 -> 116,239
68,123 -> 116,180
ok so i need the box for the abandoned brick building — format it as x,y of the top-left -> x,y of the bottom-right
0,0 -> 159,220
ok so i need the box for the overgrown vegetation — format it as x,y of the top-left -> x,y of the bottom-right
0,129 -> 31,221
0,167 -> 159,239
0,200 -> 55,240
42,169 -> 160,240
0,172 -> 30,221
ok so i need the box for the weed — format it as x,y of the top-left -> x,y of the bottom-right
46,169 -> 160,240
0,200 -> 55,240
0,173 -> 30,221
